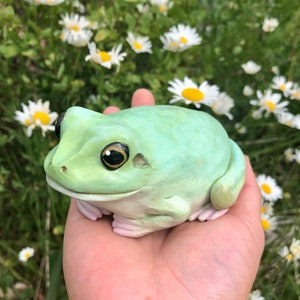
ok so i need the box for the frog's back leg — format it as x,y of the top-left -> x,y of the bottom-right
112,195 -> 191,237
210,140 -> 246,210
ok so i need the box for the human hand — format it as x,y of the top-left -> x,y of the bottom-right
63,89 -> 265,300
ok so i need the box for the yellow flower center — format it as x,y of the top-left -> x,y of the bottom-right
279,84 -> 286,91
285,253 -> 293,262
261,206 -> 266,213
98,51 -> 111,62
159,5 -> 167,13
133,41 -> 143,51
169,41 -> 180,48
24,252 -> 32,259
292,91 -> 300,99
24,118 -> 32,126
67,24 -> 80,31
89,21 -> 96,28
33,111 -> 51,125
182,88 -> 204,102
180,36 -> 188,44
261,218 -> 271,231
264,100 -> 276,111
261,183 -> 272,194
285,120 -> 294,127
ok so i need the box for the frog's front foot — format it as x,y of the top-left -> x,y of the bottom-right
188,203 -> 228,222
76,200 -> 112,221
112,215 -> 152,237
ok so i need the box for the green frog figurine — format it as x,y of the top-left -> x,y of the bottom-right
44,105 -> 245,237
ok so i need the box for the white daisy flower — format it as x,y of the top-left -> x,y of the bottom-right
261,213 -> 277,233
150,0 -> 173,15
73,0 -> 85,13
87,20 -> 99,30
24,0 -> 65,5
251,109 -> 263,119
279,238 -> 300,263
276,111 -> 297,128
249,289 -> 265,300
290,238 -> 300,259
256,174 -> 283,202
160,24 -> 202,52
211,92 -> 234,120
262,17 -> 279,32
271,65 -> 280,75
126,32 -> 152,53
59,13 -> 90,30
85,42 -> 127,72
168,77 -> 219,108
15,99 -> 58,137
241,60 -> 261,74
15,103 -> 32,129
261,199 -> 274,215
250,89 -> 289,116
284,147 -> 295,162
235,123 -> 247,134
59,13 -> 93,47
243,85 -> 254,96
271,75 -> 293,97
294,149 -> 300,164
137,4 -> 149,14
18,247 -> 35,262
279,246 -> 294,263
60,27 -> 92,47
290,83 -> 300,100
293,114 -> 300,129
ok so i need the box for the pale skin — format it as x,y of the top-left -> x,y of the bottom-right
63,89 -> 265,300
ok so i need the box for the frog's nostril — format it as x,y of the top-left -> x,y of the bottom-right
61,166 -> 67,173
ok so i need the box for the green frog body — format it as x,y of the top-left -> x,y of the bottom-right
44,105 -> 245,237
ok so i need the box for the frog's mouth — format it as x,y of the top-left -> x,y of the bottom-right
46,176 -> 141,202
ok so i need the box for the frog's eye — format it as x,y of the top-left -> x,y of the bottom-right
100,142 -> 129,170
55,112 -> 65,138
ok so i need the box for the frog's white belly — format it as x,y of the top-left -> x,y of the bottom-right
75,189 -> 225,238
83,190 -> 208,219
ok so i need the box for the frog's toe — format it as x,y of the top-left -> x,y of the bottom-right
188,203 -> 228,222
76,200 -> 111,221
112,215 -> 149,237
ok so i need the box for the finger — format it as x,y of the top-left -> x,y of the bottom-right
131,88 -> 155,107
103,106 -> 120,115
227,156 -> 265,262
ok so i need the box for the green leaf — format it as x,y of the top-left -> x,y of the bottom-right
124,13 -> 136,31
0,5 -> 15,21
143,74 -> 161,90
0,43 -> 19,58
46,249 -> 63,300
21,49 -> 37,59
56,63 -> 65,80
94,29 -> 111,42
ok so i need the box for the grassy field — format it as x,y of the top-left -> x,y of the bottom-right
1,0 -> 300,299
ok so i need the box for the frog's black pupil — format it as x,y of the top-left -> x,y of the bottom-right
101,142 -> 129,170
103,150 -> 124,165
55,112 -> 65,138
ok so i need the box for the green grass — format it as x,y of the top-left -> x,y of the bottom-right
1,0 -> 300,299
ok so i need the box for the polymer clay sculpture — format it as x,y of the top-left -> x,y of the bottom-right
44,105 -> 246,237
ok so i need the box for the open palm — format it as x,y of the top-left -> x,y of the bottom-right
63,90 -> 264,300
